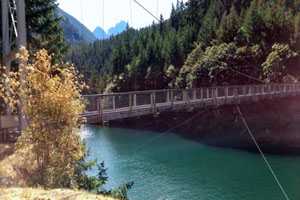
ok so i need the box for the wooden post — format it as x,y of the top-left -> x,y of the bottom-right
225,87 -> 228,101
150,93 -> 153,108
171,91 -> 174,109
183,90 -> 186,104
152,92 -> 157,115
133,94 -> 137,107
207,88 -> 209,99
248,86 -> 252,101
193,90 -> 197,101
166,91 -> 170,103
234,87 -> 238,103
112,96 -> 116,109
243,86 -> 246,98
186,91 -> 191,110
183,90 -> 187,108
213,88 -> 217,106
128,94 -> 133,117
129,94 -> 132,112
200,89 -> 203,103
97,97 -> 103,123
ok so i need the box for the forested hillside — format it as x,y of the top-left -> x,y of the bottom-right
68,0 -> 300,94
56,8 -> 97,45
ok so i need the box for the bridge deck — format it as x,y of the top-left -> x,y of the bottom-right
82,84 -> 300,124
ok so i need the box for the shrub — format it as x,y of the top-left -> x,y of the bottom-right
0,47 -> 87,188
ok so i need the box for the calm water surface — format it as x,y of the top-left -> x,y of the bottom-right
82,125 -> 300,200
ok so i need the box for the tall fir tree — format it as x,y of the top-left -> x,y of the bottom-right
0,0 -> 67,61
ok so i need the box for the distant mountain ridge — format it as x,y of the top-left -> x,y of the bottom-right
56,8 -> 97,45
93,27 -> 109,40
93,21 -> 128,40
108,21 -> 128,36
56,7 -> 128,44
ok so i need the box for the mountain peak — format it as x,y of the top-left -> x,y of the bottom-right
108,21 -> 128,36
93,21 -> 128,40
93,27 -> 109,40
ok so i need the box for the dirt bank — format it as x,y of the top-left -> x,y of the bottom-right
0,188 -> 115,200
0,144 -> 115,200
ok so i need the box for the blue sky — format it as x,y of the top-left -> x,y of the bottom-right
57,0 -> 188,32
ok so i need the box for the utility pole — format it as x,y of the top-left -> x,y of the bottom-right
17,0 -> 28,131
2,0 -> 11,115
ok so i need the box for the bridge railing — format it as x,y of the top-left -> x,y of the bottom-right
82,84 -> 300,121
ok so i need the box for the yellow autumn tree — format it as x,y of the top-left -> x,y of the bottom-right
0,47 -> 87,188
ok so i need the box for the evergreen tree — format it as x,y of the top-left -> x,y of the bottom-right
0,0 -> 67,61
26,0 -> 68,60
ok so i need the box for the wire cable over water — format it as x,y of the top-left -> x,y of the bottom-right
236,105 -> 290,200
134,108 -> 209,151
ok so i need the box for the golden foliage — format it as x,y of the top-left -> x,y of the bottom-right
0,47 -> 87,188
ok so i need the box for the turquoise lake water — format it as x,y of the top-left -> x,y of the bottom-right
82,125 -> 300,200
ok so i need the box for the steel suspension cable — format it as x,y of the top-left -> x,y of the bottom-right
102,0 -> 105,40
134,108 -> 209,151
129,0 -> 133,27
133,0 -> 160,22
236,105 -> 290,200
80,0 -> 84,45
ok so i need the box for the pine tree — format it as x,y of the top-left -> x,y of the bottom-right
26,0 -> 68,61
0,0 -> 67,61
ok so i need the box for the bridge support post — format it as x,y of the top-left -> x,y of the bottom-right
243,86 -> 246,99
249,86 -> 253,100
133,94 -> 137,107
193,90 -> 197,101
97,97 -> 103,124
186,91 -> 192,111
213,88 -> 218,106
129,94 -> 132,117
225,87 -> 228,102
183,90 -> 186,104
234,87 -> 239,104
151,93 -> 157,116
207,89 -> 209,99
171,91 -> 174,109
112,96 -> 116,109
200,88 -> 204,104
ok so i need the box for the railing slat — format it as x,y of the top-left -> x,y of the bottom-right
81,84 -> 300,123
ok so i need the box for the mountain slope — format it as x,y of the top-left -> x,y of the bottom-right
56,8 -> 97,45
69,0 -> 300,94
93,27 -> 109,40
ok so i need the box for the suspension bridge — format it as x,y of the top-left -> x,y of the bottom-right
81,84 -> 300,124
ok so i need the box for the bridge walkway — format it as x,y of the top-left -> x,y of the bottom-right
82,84 -> 300,124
